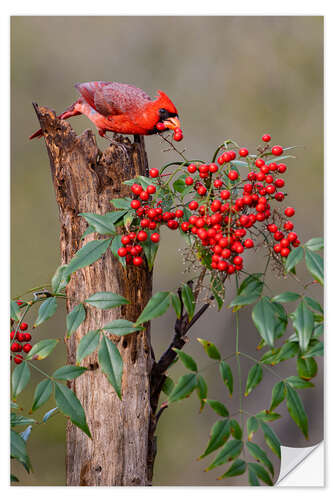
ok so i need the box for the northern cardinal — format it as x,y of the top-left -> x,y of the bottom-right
30,81 -> 182,141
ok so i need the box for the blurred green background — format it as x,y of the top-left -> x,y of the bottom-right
11,16 -> 323,486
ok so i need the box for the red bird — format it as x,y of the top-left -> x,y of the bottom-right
30,81 -> 182,140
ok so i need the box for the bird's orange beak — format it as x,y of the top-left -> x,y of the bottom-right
163,116 -> 181,131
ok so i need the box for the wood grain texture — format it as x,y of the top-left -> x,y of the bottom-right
34,105 -> 154,486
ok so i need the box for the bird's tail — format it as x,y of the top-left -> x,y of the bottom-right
29,103 -> 81,140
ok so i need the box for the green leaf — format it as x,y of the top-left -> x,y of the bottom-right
79,213 -> 116,235
12,362 -> 31,399
168,373 -> 197,404
103,319 -> 143,336
272,292 -> 301,303
247,416 -> 259,441
302,341 -> 323,358
54,382 -> 91,437
199,419 -> 230,459
275,342 -> 299,363
246,441 -> 274,476
85,291 -> 129,309
292,300 -> 314,352
31,379 -> 53,412
11,414 -> 36,427
66,238 -> 112,276
26,339 -> 58,361
34,297 -> 58,327
285,247 -> 304,273
269,381 -> 285,411
238,274 -> 263,296
53,365 -> 87,380
230,419 -> 242,439
211,275 -> 225,310
11,430 -> 31,472
81,225 -> 95,240
110,235 -> 126,267
173,176 -> 186,193
247,463 -> 273,486
98,336 -> 123,399
229,293 -> 260,310
172,348 -> 197,372
219,361 -> 233,395
297,357 -> 318,380
285,376 -> 314,389
181,284 -> 195,321
76,330 -> 101,363
198,338 -> 221,360
285,384 -> 308,438
260,421 -> 281,458
206,439 -> 243,471
171,292 -> 182,318
305,237 -> 324,251
219,459 -> 246,480
162,376 -> 174,397
10,300 -> 21,321
196,374 -> 208,411
66,303 -> 86,337
142,233 -> 159,271
51,265 -> 70,293
255,411 -> 281,422
11,474 -> 19,483
252,297 -> 278,347
135,292 -> 170,324
111,197 -> 132,209
304,296 -> 323,314
248,468 -> 260,486
245,364 -> 263,396
207,399 -> 229,417
305,249 -> 324,285
271,302 -> 288,339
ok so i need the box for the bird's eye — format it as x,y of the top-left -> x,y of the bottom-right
159,108 -> 168,118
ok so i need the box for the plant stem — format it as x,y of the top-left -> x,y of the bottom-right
27,361 -> 53,380
239,351 -> 283,380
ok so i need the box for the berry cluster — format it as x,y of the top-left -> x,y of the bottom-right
119,134 -> 299,276
156,122 -> 183,141
10,301 -> 32,364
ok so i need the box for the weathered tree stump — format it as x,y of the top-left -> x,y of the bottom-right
34,105 -> 154,486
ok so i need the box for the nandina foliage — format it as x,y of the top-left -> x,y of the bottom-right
11,134 -> 323,486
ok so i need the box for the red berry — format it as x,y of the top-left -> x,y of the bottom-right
197,186 -> 207,196
20,322 -> 28,331
284,221 -> 294,231
118,247 -> 128,257
233,256 -> 243,266
173,131 -> 183,141
181,222 -> 190,232
149,168 -> 159,178
24,333 -> 32,341
244,238 -> 254,248
217,155 -> 225,165
134,245 -> 143,254
209,163 -> 218,173
156,121 -> 166,131
133,256 -> 144,266
140,191 -> 149,201
128,232 -> 136,240
272,145 -> 283,156
267,224 -> 278,233
222,151 -> 232,163
227,265 -> 236,274
189,201 -> 198,211
16,332 -> 25,342
167,220 -> 179,230
185,176 -> 194,185
131,199 -> 141,209
280,238 -> 290,248
175,209 -> 184,218
274,231 -> 284,241
278,163 -> 287,173
280,248 -> 290,257
218,260 -> 228,272
214,179 -> 223,188
137,231 -> 148,241
23,343 -> 32,353
262,134 -> 271,142
274,243 -> 281,253
220,190 -> 230,200
16,301 -> 23,306
187,164 -> 197,173
11,343 -> 20,353
275,178 -> 285,188
269,162 -> 278,171
121,235 -> 130,245
285,207 -> 295,217
228,170 -> 239,181
147,185 -> 156,195
14,355 -> 23,365
239,148 -> 248,157
150,233 -> 160,243
140,218 -> 150,228
287,232 -> 298,242
131,183 -> 143,195
255,158 -> 265,168
275,192 -> 285,202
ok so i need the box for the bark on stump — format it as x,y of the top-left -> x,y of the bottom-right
34,105 -> 154,486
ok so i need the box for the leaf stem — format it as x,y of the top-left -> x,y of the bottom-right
239,351 -> 283,380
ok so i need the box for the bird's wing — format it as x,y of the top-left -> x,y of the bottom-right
75,81 -> 152,117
